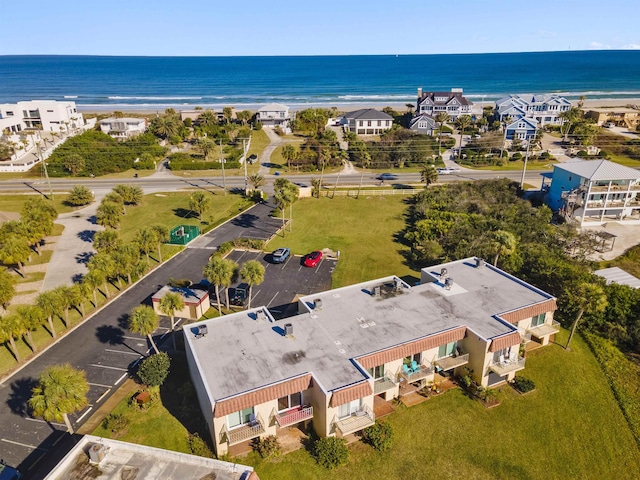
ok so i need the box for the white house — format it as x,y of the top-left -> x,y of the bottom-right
496,94 -> 572,127
547,159 -> 640,226
342,108 -> 393,135
0,100 -> 84,133
99,117 -> 147,139
415,88 -> 474,121
256,103 -> 290,130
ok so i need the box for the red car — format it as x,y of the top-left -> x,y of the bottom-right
303,250 -> 323,267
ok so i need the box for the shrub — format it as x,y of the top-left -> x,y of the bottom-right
511,152 -> 523,161
253,435 -> 282,458
217,241 -> 233,255
361,421 -> 394,451
512,376 -> 536,393
102,413 -> 129,435
65,185 -> 95,206
137,352 -> 171,387
232,238 -> 265,250
313,436 -> 349,469
577,150 -> 589,157
188,433 -> 215,458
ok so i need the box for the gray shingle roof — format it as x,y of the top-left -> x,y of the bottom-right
343,109 -> 393,121
554,159 -> 640,181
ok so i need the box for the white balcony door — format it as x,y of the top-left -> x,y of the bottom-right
338,399 -> 362,418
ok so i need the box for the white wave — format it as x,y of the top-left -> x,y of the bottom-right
63,95 -> 78,98
106,96 -> 203,100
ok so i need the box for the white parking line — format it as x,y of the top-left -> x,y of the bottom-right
105,348 -> 143,357
122,335 -> 143,341
26,450 -> 47,470
115,372 -> 128,384
76,406 -> 93,423
96,389 -> 112,404
88,382 -> 112,388
315,261 -> 323,273
89,364 -> 127,371
23,417 -> 66,428
1,438 -> 48,451
266,292 -> 279,307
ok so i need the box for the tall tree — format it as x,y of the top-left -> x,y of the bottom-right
128,305 -> 160,354
150,224 -> 169,263
16,305 -> 44,351
197,137 -> 217,161
135,227 -> 158,265
565,283 -> 608,350
239,260 -> 265,309
29,364 -> 89,434
112,244 -> 139,285
0,314 -> 25,361
0,234 -> 31,276
113,184 -> 143,209
188,191 -> 210,221
87,253 -> 115,298
82,270 -> 103,307
198,109 -> 217,128
158,291 -> 185,349
248,173 -> 266,190
420,165 -> 438,189
96,201 -> 122,229
68,284 -> 87,318
455,115 -> 472,158
434,112 -> 450,156
489,230 -> 517,267
93,230 -> 122,254
203,256 -> 236,313
53,285 -> 73,327
281,144 -> 296,171
36,290 -> 63,337
0,267 -> 16,310
558,106 -> 583,142
222,106 -> 233,124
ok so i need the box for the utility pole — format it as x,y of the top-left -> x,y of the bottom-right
36,139 -> 53,200
242,138 -> 249,194
520,128 -> 535,189
219,140 -> 227,195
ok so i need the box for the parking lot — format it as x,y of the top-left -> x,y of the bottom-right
223,249 -> 338,318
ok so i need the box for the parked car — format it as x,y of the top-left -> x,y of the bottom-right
247,154 -> 258,164
377,173 -> 397,181
303,250 -> 323,268
230,283 -> 250,307
271,247 -> 290,264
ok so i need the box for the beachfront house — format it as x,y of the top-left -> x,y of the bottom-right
342,108 -> 393,135
99,117 -> 147,139
256,103 -> 291,130
415,88 -> 474,121
409,113 -> 437,135
185,257 -> 557,456
504,116 -> 538,140
547,159 -> 640,226
585,107 -> 640,129
495,94 -> 571,127
0,100 -> 85,133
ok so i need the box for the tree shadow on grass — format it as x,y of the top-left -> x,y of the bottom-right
173,208 -> 198,219
7,376 -> 38,416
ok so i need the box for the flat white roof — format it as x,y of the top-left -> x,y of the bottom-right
186,258 -> 554,400
594,267 -> 640,288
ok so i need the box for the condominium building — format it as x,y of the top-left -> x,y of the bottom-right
0,100 -> 84,133
495,94 -> 572,127
547,159 -> 640,226
415,88 -> 474,121
185,257 -> 557,456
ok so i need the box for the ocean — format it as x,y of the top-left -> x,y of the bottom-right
1,51 -> 640,111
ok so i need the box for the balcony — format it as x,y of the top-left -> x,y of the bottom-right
489,357 -> 526,376
435,353 -> 469,371
398,364 -> 434,384
527,320 -> 561,339
274,405 -> 313,428
374,374 -> 398,394
333,405 -> 375,436
224,416 -> 265,445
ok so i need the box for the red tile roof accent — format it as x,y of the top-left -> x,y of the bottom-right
213,374 -> 312,418
501,298 -> 557,324
329,381 -> 373,408
489,332 -> 522,352
356,326 -> 466,369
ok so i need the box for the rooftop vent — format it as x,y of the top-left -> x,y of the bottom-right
372,285 -> 381,296
440,268 -> 448,279
284,323 -> 293,336
89,443 -> 107,464
444,277 -> 454,290
256,310 -> 267,322
475,258 -> 485,268
196,324 -> 207,338
314,298 -> 322,310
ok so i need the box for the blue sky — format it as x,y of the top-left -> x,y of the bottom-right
1,0 -> 639,56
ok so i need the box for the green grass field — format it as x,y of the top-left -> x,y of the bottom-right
267,196 -> 416,287
0,194 -> 76,215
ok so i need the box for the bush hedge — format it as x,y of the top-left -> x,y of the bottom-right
511,376 -> 536,393
313,436 -> 349,469
361,421 -> 394,451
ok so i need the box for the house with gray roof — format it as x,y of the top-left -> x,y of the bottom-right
409,113 -> 437,135
505,116 -> 538,141
341,108 -> 393,135
547,159 -> 640,226
415,88 -> 473,121
256,103 -> 290,130
496,94 -> 572,127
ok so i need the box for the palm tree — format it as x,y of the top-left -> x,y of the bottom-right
128,305 -> 160,354
113,184 -> 143,209
274,185 -> 290,236
29,364 -> 89,434
159,292 -> 184,349
0,314 -> 25,361
281,144 -> 296,171
558,106 -> 583,142
197,137 -> 217,161
455,115 -> 472,158
63,153 -> 85,176
239,260 -> 265,309
434,112 -> 450,156
284,182 -> 299,232
151,115 -> 179,140
68,284 -> 87,318
53,285 -> 73,327
135,227 -> 158,265
82,270 -> 103,307
420,165 -> 438,189
112,244 -> 139,285
93,230 -> 122,254
223,106 -> 233,125
565,283 -> 608,350
65,185 -> 94,207
198,109 -> 217,128
150,224 -> 169,262
0,234 -> 31,276
16,305 -> 44,351
96,201 -> 122,229
87,253 -> 115,298
36,290 -> 63,338
248,173 -> 266,190
0,267 -> 16,311
489,230 -> 517,267
189,191 -> 210,221
204,256 -> 236,313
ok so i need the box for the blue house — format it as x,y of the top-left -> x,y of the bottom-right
505,117 -> 537,141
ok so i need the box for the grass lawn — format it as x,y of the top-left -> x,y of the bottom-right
606,154 -> 640,167
267,196 -> 417,287
470,160 -> 554,171
0,194 -> 76,215
600,244 -> 640,279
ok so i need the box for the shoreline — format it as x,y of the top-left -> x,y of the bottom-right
77,98 -> 640,116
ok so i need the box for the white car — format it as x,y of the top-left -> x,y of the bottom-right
437,167 -> 461,175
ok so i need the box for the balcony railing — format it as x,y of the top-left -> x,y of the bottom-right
527,320 -> 561,339
224,415 -> 266,445
435,353 -> 469,371
274,405 -> 313,428
489,357 -> 526,376
333,405 -> 375,436
398,364 -> 434,384
374,374 -> 398,394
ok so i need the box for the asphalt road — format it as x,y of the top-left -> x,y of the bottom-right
0,200 -> 282,478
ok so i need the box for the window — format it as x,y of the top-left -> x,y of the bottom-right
359,121 -> 363,126
278,392 -> 302,412
47,109 -> 54,113
377,120 -> 381,126
403,353 -> 421,366
227,407 -> 254,429
531,313 -> 546,327
5,111 -> 13,116
492,348 -> 509,363
367,365 -> 385,380
367,121 -> 372,127
438,341 -> 457,358
338,399 -> 362,418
